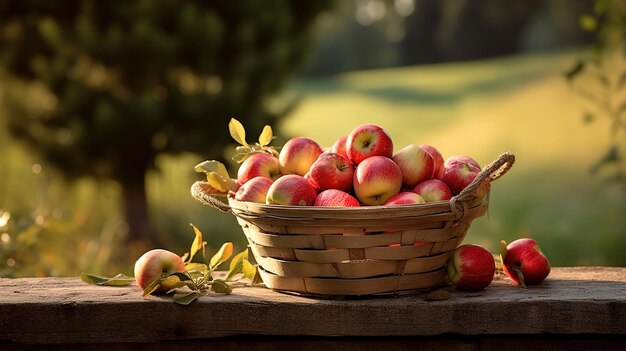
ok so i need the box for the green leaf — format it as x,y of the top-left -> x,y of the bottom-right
229,248 -> 249,272
81,273 -> 134,286
226,248 -> 248,281
188,224 -> 205,262
565,60 -> 585,81
252,269 -> 264,285
258,125 -> 273,147
242,259 -> 257,280
143,277 -> 164,296
229,118 -> 248,146
579,14 -> 597,31
185,262 -> 209,274
173,292 -> 200,305
225,257 -> 243,281
209,242 -> 234,269
211,279 -> 233,294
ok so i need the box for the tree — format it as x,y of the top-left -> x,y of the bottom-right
0,0 -> 333,243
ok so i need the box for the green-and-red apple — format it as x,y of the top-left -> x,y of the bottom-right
307,152 -> 354,192
392,144 -> 434,188
384,191 -> 425,205
444,155 -> 481,170
447,244 -> 495,291
279,137 -> 323,176
134,249 -> 186,294
420,144 -> 445,179
330,135 -> 349,159
500,238 -> 551,287
314,189 -> 360,207
234,176 -> 273,203
266,174 -> 317,206
442,160 -> 489,197
353,156 -> 402,205
237,153 -> 280,185
346,124 -> 393,165
412,179 -> 453,202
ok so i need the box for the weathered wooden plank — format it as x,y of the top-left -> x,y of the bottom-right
0,267 -> 625,344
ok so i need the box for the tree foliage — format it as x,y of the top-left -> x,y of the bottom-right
0,0 -> 332,241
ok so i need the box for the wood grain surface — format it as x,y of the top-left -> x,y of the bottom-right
0,267 -> 625,344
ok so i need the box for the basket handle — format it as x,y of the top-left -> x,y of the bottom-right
454,152 -> 516,204
191,181 -> 233,212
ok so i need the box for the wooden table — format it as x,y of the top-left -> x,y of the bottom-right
1,267 -> 625,350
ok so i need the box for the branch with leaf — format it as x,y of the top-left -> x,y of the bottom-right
82,224 -> 262,305
194,118 -> 280,196
565,0 -> 626,186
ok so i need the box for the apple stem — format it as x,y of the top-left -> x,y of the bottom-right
513,267 -> 527,288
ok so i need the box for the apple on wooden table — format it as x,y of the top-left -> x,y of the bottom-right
134,249 -> 186,294
500,238 -> 551,287
447,244 -> 495,291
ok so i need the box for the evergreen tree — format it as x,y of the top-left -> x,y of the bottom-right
0,0 -> 332,242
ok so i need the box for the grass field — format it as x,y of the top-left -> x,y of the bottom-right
282,50 -> 626,266
1,49 -> 624,278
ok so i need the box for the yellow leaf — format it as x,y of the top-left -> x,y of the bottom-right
229,118 -> 248,146
189,224 -> 204,262
258,125 -> 273,147
229,248 -> 249,272
194,160 -> 230,181
242,259 -> 256,280
210,242 -> 234,269
206,172 -> 230,192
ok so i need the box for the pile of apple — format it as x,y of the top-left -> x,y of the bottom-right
234,124 -> 489,207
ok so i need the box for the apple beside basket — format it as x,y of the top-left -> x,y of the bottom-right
191,152 -> 515,297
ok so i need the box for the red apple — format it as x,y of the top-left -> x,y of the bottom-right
134,249 -> 186,294
330,135 -> 349,159
445,155 -> 481,170
266,174 -> 317,206
346,124 -> 393,165
234,176 -> 273,203
314,189 -> 360,207
420,144 -> 445,179
307,152 -> 354,192
392,144 -> 434,188
412,179 -> 453,202
353,156 -> 402,205
279,137 -> 323,176
447,244 -> 495,291
237,153 -> 280,185
500,238 -> 551,287
442,160 -> 489,197
384,191 -> 425,205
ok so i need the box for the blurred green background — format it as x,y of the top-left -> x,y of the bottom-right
1,0 -> 625,278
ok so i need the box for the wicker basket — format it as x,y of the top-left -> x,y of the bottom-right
192,152 -> 515,297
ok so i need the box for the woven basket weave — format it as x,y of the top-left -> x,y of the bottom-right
192,152 -> 515,297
